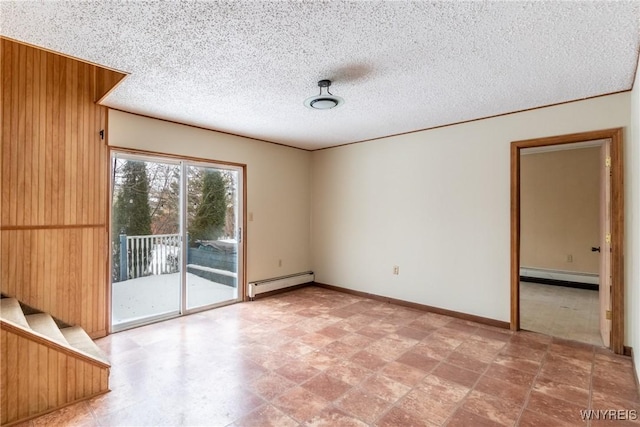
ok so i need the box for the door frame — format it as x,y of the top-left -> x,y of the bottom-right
510,128 -> 624,353
106,146 -> 248,334
180,159 -> 245,315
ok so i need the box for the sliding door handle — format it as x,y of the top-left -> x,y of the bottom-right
591,246 -> 601,252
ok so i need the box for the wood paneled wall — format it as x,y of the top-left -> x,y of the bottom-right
0,324 -> 109,425
1,38 -> 126,336
1,229 -> 107,333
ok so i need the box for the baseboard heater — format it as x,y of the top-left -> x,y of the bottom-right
248,271 -> 314,300
520,267 -> 598,290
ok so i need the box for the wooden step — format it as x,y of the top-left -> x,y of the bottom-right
61,326 -> 109,365
25,313 -> 69,346
0,298 -> 30,328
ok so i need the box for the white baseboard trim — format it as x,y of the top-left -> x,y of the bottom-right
520,267 -> 599,285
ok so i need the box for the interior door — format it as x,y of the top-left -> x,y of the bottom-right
599,140 -> 612,347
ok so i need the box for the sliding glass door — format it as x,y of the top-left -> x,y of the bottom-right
111,156 -> 182,330
110,153 -> 243,331
185,165 -> 240,310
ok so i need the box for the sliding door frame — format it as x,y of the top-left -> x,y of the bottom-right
181,159 -> 245,315
107,146 -> 247,333
109,151 -> 182,332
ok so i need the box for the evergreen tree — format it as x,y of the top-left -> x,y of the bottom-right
186,167 -> 204,230
189,170 -> 227,244
112,160 -> 153,280
221,171 -> 237,239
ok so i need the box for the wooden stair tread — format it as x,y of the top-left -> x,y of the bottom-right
25,313 -> 68,346
0,298 -> 30,328
61,326 -> 109,365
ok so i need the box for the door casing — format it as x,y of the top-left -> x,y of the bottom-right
510,128 -> 624,353
600,141 -> 612,347
106,146 -> 248,334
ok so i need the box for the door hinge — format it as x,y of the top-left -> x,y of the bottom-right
605,157 -> 611,168
605,233 -> 611,244
606,310 -> 612,320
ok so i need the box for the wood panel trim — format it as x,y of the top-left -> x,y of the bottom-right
1,320 -> 110,369
1,224 -> 105,230
314,282 -> 510,329
94,67 -> 127,104
510,142 -> 520,331
510,128 -> 625,353
0,36 -> 127,76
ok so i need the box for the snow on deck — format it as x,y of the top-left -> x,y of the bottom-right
112,272 -> 237,326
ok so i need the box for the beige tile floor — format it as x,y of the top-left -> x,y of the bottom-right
520,282 -> 602,346
15,286 -> 640,426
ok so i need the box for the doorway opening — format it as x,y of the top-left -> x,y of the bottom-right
510,128 -> 624,354
519,140 -> 604,346
109,151 -> 244,331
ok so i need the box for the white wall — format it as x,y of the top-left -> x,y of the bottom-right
108,88 -> 639,364
108,110 -> 312,283
311,93 -> 632,323
520,147 -> 600,274
628,59 -> 640,380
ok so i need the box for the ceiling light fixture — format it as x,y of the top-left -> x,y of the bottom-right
304,79 -> 344,110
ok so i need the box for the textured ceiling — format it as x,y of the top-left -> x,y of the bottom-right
1,1 -> 639,150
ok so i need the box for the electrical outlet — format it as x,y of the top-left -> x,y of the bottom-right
567,254 -> 573,263
393,265 -> 399,275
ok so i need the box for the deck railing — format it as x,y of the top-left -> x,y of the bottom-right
119,234 -> 180,281
117,234 -> 237,282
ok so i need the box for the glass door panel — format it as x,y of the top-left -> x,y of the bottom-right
111,155 -> 181,330
111,153 -> 244,331
185,165 -> 240,310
